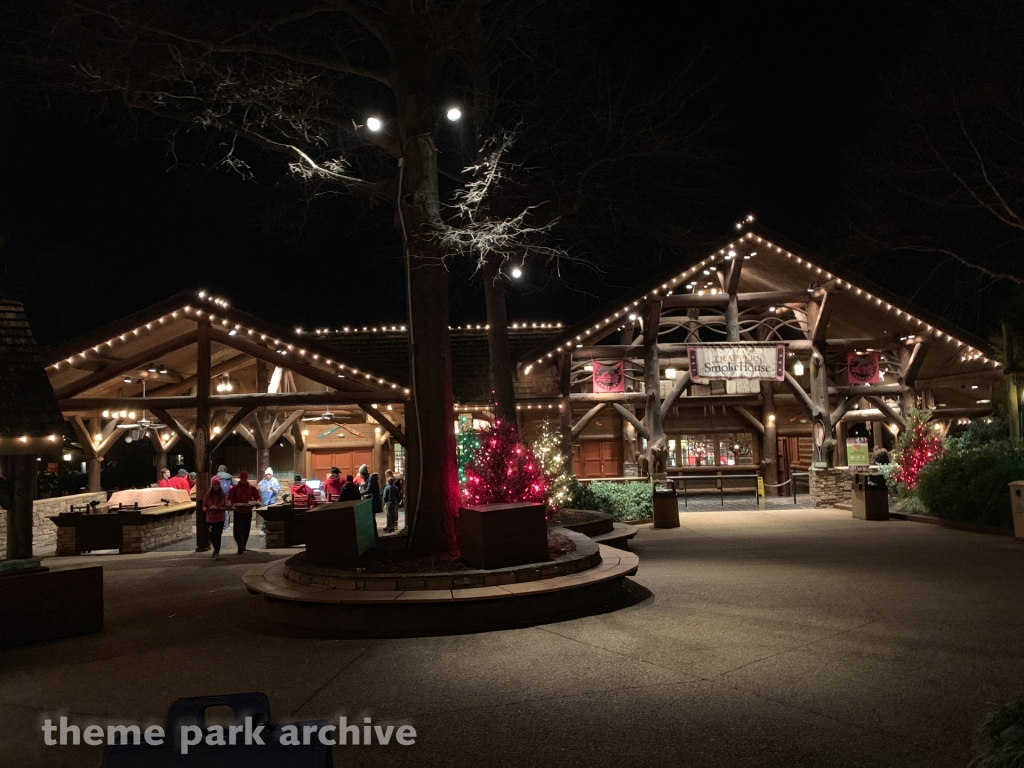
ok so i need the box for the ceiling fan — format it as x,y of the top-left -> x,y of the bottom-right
117,380 -> 166,442
302,409 -> 349,425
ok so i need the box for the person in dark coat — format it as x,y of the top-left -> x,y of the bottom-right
339,474 -> 362,502
362,472 -> 383,518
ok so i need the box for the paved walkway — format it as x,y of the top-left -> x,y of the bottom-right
677,493 -> 813,511
3,508 -> 1023,767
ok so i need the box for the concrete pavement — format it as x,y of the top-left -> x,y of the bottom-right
2,507 -> 1023,767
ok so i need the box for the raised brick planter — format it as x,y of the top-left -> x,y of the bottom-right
809,468 -> 853,508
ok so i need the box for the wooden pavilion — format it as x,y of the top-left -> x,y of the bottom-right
515,223 -> 1004,502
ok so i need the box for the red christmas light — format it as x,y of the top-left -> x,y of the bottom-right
461,421 -> 549,507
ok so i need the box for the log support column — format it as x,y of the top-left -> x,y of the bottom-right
194,317 -> 211,552
641,299 -> 667,474
760,381 -> 779,494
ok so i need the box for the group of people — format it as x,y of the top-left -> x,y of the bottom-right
190,463 -> 404,560
323,465 -> 403,534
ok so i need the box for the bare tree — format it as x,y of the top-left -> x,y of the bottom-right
6,0 -> 717,549
849,0 -> 1024,329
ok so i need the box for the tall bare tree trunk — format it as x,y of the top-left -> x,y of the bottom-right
483,255 -> 517,425
394,59 -> 460,552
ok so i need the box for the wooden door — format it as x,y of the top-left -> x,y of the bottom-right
573,441 -> 622,478
311,449 -> 373,482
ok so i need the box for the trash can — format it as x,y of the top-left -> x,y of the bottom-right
652,480 -> 679,529
1010,481 -> 1024,540
852,472 -> 889,521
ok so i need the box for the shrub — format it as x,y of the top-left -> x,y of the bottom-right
567,477 -> 652,521
974,695 -> 1024,768
916,444 -> 1024,528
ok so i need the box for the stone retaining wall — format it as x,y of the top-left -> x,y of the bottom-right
0,492 -> 108,558
809,468 -> 853,508
122,511 -> 195,554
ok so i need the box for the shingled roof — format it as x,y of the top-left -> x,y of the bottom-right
0,300 -> 67,439
316,325 -> 561,404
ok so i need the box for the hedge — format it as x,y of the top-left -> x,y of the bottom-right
916,444 -> 1024,528
567,477 -> 653,522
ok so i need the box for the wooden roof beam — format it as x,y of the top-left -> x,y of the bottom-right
54,330 -> 198,399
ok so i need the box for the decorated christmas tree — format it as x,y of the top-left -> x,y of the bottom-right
891,407 -> 944,490
530,421 -> 573,510
455,415 -> 481,486
462,420 -> 548,507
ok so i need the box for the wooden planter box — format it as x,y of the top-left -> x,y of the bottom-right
303,500 -> 375,563
0,566 -> 103,647
458,502 -> 548,569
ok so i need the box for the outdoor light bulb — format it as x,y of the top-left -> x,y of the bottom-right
102,410 -> 110,418
303,429 -> 309,435
213,426 -> 221,434
366,117 -> 382,131
93,433 -> 102,442
123,376 -> 132,383
584,364 -> 594,372
128,412 -> 136,420
387,404 -> 393,411
446,107 -> 462,121
120,410 -> 128,418
63,453 -> 72,461
511,267 -> 523,279
665,366 -> 677,380
793,360 -> 804,376
628,313 -> 637,321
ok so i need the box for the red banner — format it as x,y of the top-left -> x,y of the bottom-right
847,351 -> 881,384
592,361 -> 625,393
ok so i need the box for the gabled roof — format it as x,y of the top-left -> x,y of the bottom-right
0,300 -> 66,440
46,290 -> 410,401
518,223 -> 1002,386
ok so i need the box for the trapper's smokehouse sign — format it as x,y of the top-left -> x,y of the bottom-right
687,344 -> 786,382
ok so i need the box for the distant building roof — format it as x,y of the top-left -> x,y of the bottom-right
316,325 -> 561,404
0,300 -> 66,439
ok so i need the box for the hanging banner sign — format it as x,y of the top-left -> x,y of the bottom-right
592,360 -> 626,393
687,344 -> 785,382
847,351 -> 881,384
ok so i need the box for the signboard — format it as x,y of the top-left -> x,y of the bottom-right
846,437 -> 870,470
592,360 -> 625,393
688,344 -> 785,382
847,351 -> 881,384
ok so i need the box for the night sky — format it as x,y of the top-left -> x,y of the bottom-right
0,1 -> 919,350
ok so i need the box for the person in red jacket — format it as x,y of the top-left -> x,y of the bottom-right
289,474 -> 316,509
168,468 -> 191,492
157,468 -> 173,488
323,467 -> 344,501
227,470 -> 261,555
202,481 -> 228,561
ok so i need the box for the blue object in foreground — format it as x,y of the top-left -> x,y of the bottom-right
102,693 -> 332,767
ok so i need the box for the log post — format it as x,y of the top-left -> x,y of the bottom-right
760,381 -> 779,494
292,422 -> 307,479
805,301 -> 833,465
557,353 -> 573,463
194,316 -> 211,552
4,454 -> 37,562
641,299 -> 667,473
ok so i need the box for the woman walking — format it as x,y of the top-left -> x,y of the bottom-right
228,470 -> 261,555
202,481 -> 228,561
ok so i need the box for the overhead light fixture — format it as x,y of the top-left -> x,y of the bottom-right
63,452 -> 72,461
123,376 -> 132,383
792,360 -> 804,376
366,116 -> 382,132
665,366 -> 677,380
584,364 -> 594,372
511,266 -> 522,279
446,107 -> 462,121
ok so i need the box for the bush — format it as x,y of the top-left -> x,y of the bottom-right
916,444 -> 1024,528
974,695 -> 1024,768
567,477 -> 652,522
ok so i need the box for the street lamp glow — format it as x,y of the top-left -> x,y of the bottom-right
511,267 -> 522,279
366,117 -> 382,132
446,107 -> 462,121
